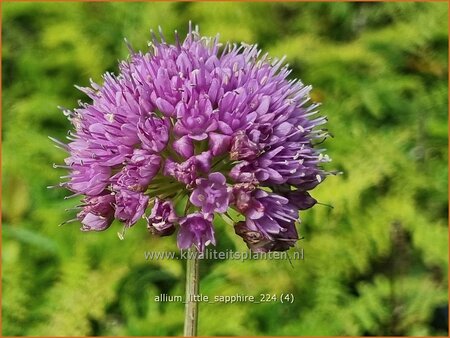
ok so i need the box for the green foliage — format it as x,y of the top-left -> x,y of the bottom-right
2,2 -> 448,336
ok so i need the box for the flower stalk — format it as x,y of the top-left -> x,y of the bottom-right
184,247 -> 199,337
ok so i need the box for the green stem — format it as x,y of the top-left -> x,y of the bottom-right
211,154 -> 228,169
184,247 -> 200,337
213,160 -> 233,173
147,184 -> 183,197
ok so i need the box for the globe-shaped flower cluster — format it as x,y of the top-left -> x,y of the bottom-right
55,26 -> 331,253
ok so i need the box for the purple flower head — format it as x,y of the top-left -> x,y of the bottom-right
55,25 -> 331,252
147,198 -> 178,236
77,193 -> 115,231
114,190 -> 149,226
113,149 -> 160,192
190,172 -> 231,213
177,213 -> 215,252
137,113 -> 170,152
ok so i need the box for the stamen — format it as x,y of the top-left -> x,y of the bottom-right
59,218 -> 77,226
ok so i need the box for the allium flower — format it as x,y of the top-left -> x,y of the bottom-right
177,213 -> 215,252
234,190 -> 300,252
68,163 -> 111,196
146,198 -> 177,236
174,98 -> 218,140
114,190 -> 149,226
54,25 -> 332,253
77,193 -> 115,231
137,113 -> 170,152
113,149 -> 160,192
190,172 -> 231,213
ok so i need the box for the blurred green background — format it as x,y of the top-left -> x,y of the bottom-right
2,1 -> 448,336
